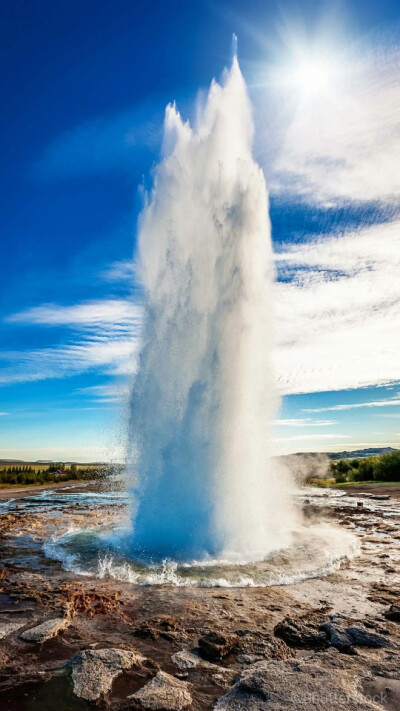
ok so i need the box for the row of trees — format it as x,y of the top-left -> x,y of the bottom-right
332,450 -> 400,483
0,464 -> 102,487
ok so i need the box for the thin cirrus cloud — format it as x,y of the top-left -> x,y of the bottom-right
273,418 -> 337,427
275,434 -> 350,442
76,383 -> 130,402
1,299 -> 141,385
32,102 -> 162,181
0,340 -> 137,385
6,300 -> 142,326
304,397 -> 400,413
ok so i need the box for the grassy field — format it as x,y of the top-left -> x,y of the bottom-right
0,462 -> 103,471
330,480 -> 396,488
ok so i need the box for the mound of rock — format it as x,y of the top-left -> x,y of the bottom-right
215,657 -> 382,710
131,670 -> 192,710
133,615 -> 186,642
70,647 -> 146,701
0,619 -> 28,639
198,631 -> 238,660
321,623 -> 392,653
235,629 -> 295,663
19,617 -> 69,643
274,615 -> 329,650
274,612 -> 391,654
171,650 -> 203,670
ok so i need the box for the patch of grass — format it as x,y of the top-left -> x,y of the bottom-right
330,480 -> 396,488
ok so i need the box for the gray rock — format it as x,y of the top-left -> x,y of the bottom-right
346,626 -> 392,649
70,647 -> 145,701
171,650 -> 201,669
131,670 -> 192,710
20,617 -> 69,643
320,623 -> 356,654
237,654 -> 265,665
321,623 -> 392,652
0,619 -> 28,639
171,649 -> 220,672
215,658 -> 382,710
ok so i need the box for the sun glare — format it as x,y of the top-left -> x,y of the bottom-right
291,59 -> 335,95
274,49 -> 343,100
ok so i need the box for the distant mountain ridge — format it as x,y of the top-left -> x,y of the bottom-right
0,459 -> 107,465
327,447 -> 398,460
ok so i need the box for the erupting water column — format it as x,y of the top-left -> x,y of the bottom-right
126,57 -> 294,562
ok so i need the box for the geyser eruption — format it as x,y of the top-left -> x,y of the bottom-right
126,58 -> 294,562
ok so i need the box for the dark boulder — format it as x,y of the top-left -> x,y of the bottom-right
384,604 -> 400,623
274,616 -> 329,650
198,630 -> 238,660
321,623 -> 392,653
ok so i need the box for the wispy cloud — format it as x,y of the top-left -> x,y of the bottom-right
304,397 -> 400,413
76,383 -> 130,402
6,300 -> 142,326
273,418 -> 337,426
100,260 -> 136,283
1,299 -> 141,385
33,103 -> 162,181
275,434 -> 349,442
274,219 -> 400,395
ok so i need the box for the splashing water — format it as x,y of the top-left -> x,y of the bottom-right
125,58 -> 296,563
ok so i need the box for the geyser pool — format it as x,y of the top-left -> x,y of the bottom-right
125,56 -> 296,562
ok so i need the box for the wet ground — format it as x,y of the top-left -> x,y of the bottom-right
0,481 -> 399,710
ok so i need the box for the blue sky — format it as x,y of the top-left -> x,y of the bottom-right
1,0 -> 399,460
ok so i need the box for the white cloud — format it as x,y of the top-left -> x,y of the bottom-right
304,397 -> 400,413
274,220 -> 400,395
273,418 -> 337,426
1,299 -> 141,385
0,340 -> 138,385
275,434 -> 349,441
6,299 -> 142,327
76,383 -> 130,402
100,260 -> 136,283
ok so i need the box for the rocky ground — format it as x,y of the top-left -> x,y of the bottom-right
0,484 -> 399,711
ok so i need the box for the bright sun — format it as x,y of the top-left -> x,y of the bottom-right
291,60 -> 334,94
277,52 -> 341,99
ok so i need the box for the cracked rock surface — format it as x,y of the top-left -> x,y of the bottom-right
19,617 -> 69,643
215,657 -> 383,711
131,670 -> 193,710
70,647 -> 146,701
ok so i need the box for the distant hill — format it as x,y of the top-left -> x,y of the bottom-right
327,447 -> 398,460
0,459 -> 107,466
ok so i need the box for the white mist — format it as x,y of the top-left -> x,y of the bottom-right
126,58 -> 295,562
